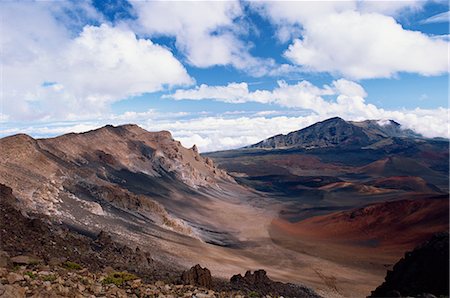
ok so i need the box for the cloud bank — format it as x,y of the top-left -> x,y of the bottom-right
166,79 -> 449,143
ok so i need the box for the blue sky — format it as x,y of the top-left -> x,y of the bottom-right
1,0 -> 449,151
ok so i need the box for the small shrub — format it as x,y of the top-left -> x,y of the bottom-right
63,261 -> 82,270
248,291 -> 259,298
24,271 -> 36,279
42,275 -> 56,282
102,271 -> 138,286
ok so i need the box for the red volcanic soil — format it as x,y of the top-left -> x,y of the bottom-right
272,197 -> 448,249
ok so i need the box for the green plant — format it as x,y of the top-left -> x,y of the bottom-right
248,291 -> 259,298
42,275 -> 56,282
24,271 -> 37,279
63,261 -> 82,270
102,271 -> 138,286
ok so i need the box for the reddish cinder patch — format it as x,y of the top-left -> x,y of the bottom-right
272,197 -> 449,249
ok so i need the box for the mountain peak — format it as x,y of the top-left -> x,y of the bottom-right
322,116 -> 346,123
248,117 -> 421,150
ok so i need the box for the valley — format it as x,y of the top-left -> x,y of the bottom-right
0,118 -> 448,297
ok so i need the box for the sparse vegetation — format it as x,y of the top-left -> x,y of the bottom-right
102,271 -> 138,286
42,274 -> 56,282
24,271 -> 37,279
63,261 -> 82,270
248,291 -> 259,297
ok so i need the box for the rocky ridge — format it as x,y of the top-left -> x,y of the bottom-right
0,124 -> 236,243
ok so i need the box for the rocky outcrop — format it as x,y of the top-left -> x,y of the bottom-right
369,232 -> 449,297
230,269 -> 321,297
181,264 -> 212,288
231,269 -> 271,286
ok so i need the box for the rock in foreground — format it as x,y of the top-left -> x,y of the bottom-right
369,232 -> 449,297
181,264 -> 212,288
230,269 -> 321,298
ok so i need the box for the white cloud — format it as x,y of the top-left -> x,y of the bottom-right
283,11 -> 448,79
166,82 -> 249,103
131,1 -> 295,77
332,79 -> 367,98
63,24 -> 192,99
421,11 -> 450,24
144,115 -> 325,152
252,1 -> 448,79
1,2 -> 192,122
357,0 -> 425,15
132,1 -> 247,68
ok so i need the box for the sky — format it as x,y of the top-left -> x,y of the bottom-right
0,0 -> 449,152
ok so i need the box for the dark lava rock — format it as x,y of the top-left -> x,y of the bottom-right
230,269 -> 321,298
230,269 -> 271,286
369,232 -> 449,297
181,264 -> 212,288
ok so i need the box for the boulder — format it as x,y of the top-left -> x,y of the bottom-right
6,272 -> 24,284
0,284 -> 26,298
181,264 -> 212,288
0,251 -> 11,268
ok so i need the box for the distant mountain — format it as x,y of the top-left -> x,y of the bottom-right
247,117 -> 422,150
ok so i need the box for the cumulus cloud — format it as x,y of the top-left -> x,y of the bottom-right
252,1 -> 448,79
165,82 -> 261,104
283,11 -> 448,79
132,1 -> 243,67
130,1 -> 295,77
1,2 -> 192,121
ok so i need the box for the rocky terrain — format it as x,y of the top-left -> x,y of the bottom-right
205,117 -> 449,296
0,183 -> 321,297
0,262 -> 320,298
1,119 -> 448,297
